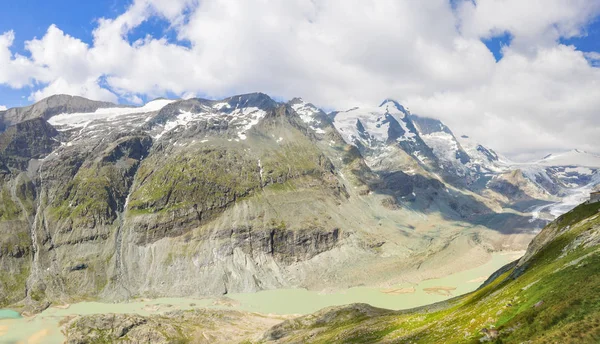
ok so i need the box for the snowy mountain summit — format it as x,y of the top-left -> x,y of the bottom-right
535,149 -> 600,168
332,99 -> 416,146
327,98 -> 600,221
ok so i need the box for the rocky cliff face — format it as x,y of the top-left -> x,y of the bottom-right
8,95 -> 357,306
0,93 -> 593,309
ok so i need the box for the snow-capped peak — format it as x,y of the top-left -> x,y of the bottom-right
535,149 -> 600,168
453,132 -> 512,172
289,98 -> 326,134
290,98 -> 321,122
378,99 -> 410,119
332,100 -> 417,147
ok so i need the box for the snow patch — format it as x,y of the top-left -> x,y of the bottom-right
235,107 -> 267,140
155,110 -> 197,139
213,102 -> 231,110
154,106 -> 267,141
421,132 -> 458,161
258,159 -> 264,183
291,99 -> 326,133
413,151 -> 427,164
48,99 -> 176,128
311,126 -> 326,134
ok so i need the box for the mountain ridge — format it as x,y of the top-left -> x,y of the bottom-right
0,92 -> 596,313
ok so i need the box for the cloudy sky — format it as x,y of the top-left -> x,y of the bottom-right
1,0 -> 600,160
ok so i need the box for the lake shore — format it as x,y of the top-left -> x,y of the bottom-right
0,251 -> 523,344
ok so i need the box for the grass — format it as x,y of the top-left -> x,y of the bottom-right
0,263 -> 30,306
272,202 -> 600,343
50,165 -> 122,224
0,186 -> 21,220
127,144 -> 337,218
127,147 -> 263,214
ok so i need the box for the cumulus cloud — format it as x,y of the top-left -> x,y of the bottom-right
455,0 -> 600,52
0,31 -> 43,88
0,105 -> 6,111
28,77 -> 119,103
0,0 -> 599,160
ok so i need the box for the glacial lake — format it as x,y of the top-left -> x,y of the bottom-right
0,251 -> 522,344
0,309 -> 20,320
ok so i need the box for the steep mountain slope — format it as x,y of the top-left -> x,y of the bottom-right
262,200 -> 600,343
11,93 -> 357,305
410,115 -> 552,206
0,93 -> 534,312
0,93 -> 595,313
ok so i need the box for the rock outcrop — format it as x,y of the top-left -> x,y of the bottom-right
64,309 -> 289,344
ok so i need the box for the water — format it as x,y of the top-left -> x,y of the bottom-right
0,309 -> 20,319
228,252 -> 522,314
0,251 -> 522,343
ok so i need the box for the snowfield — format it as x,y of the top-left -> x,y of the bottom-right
48,99 -> 176,129
534,149 -> 600,168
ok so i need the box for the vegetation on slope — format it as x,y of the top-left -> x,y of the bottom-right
264,201 -> 600,343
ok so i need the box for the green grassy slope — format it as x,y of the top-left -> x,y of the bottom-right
263,202 -> 600,343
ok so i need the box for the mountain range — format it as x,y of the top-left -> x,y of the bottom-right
1,93 -> 599,311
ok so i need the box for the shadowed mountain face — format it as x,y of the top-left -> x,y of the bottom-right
0,118 -> 60,172
0,93 -> 595,310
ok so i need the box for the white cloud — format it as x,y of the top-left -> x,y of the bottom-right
0,0 -> 599,160
0,105 -> 6,111
585,51 -> 600,66
0,31 -> 44,88
455,0 -> 600,52
29,77 -> 119,103
407,44 -> 600,160
125,94 -> 144,105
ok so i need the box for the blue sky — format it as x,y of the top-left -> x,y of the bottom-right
0,1 -> 128,44
1,0 -> 600,158
0,0 -> 188,107
0,0 -> 128,107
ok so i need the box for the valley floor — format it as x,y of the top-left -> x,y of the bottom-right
0,251 -> 522,343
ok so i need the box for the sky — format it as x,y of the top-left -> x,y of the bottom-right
1,0 -> 600,161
